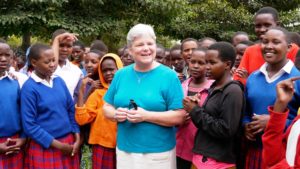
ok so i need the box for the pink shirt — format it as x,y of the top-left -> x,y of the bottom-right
193,154 -> 235,169
176,78 -> 213,161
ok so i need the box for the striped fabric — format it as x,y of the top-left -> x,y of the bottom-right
245,146 -> 262,169
24,134 -> 79,169
92,145 -> 116,169
0,135 -> 24,169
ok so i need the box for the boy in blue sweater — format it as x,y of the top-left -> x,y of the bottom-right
21,43 -> 80,169
0,42 -> 25,168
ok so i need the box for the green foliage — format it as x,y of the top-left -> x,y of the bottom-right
0,0 -> 299,50
168,0 -> 253,41
80,144 -> 92,169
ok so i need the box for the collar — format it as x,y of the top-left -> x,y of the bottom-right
259,59 -> 293,74
259,60 -> 294,83
57,59 -> 72,69
31,71 -> 56,88
0,71 -> 14,80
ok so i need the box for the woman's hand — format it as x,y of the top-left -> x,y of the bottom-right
5,138 -> 26,155
235,67 -> 248,78
59,143 -> 74,155
71,133 -> 80,156
80,73 -> 93,89
249,114 -> 270,135
126,107 -> 148,123
114,108 -> 128,122
51,139 -> 73,155
90,80 -> 103,91
56,32 -> 78,43
0,140 -> 12,154
183,96 -> 198,113
274,76 -> 300,112
244,123 -> 256,141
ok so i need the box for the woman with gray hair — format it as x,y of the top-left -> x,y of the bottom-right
103,23 -> 185,169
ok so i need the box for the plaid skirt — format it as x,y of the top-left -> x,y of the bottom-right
0,135 -> 24,169
25,133 -> 80,169
92,145 -> 116,169
245,145 -> 262,169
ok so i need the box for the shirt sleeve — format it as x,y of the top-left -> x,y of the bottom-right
63,79 -> 80,134
104,71 -> 120,105
75,91 -> 101,125
262,106 -> 289,168
163,71 -> 184,110
243,80 -> 252,125
21,87 -> 54,148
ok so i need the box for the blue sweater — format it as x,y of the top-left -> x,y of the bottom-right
21,77 -> 79,148
0,77 -> 24,137
244,66 -> 300,128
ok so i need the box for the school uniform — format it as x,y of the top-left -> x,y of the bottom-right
244,60 -> 300,169
21,72 -> 80,169
0,72 -> 24,169
54,59 -> 83,98
233,43 -> 299,85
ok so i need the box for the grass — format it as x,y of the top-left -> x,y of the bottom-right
80,144 -> 92,169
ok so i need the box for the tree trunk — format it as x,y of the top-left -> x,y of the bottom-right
21,32 -> 31,52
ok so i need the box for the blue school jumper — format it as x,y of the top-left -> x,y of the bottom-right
21,75 -> 79,148
0,75 -> 24,137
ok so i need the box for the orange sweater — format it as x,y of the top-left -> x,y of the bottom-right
75,53 -> 123,148
233,43 -> 299,85
75,89 -> 117,148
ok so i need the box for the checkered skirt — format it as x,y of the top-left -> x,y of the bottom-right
25,133 -> 79,169
0,135 -> 24,169
92,145 -> 116,169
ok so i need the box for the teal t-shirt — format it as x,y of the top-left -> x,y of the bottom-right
104,64 -> 183,153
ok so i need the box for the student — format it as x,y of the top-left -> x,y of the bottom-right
83,49 -> 105,100
52,29 -> 83,98
198,37 -> 216,49
233,7 -> 299,85
19,47 -> 34,77
71,40 -> 85,69
262,77 -> 300,168
170,44 -> 186,82
181,38 -> 198,63
90,40 -> 108,54
76,53 -> 123,169
231,31 -> 250,47
8,49 -> 28,87
164,48 -> 172,68
176,48 -> 213,169
78,49 -> 105,150
185,42 -> 244,169
243,27 -> 300,169
21,43 -> 80,169
0,42 -> 25,169
155,43 -> 166,65
231,40 -> 255,75
120,46 -> 134,66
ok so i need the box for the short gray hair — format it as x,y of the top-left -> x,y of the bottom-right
126,24 -> 156,47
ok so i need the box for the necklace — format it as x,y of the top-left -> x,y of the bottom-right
134,70 -> 149,84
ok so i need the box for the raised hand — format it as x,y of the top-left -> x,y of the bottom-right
274,76 -> 300,112
235,67 -> 248,78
